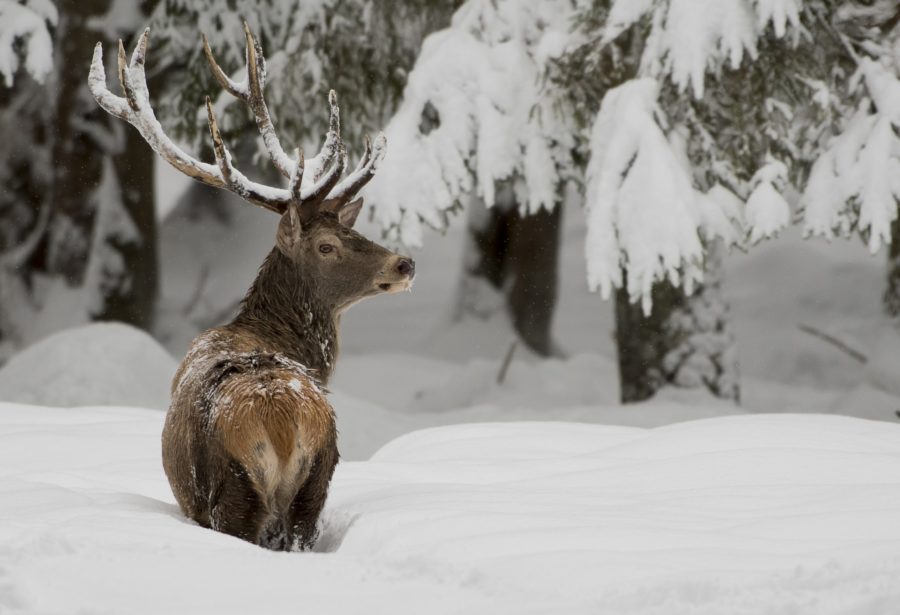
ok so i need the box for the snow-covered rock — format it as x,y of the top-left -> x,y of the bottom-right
0,323 -> 176,409
1,404 -> 899,614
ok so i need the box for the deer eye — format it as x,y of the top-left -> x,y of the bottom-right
318,243 -> 335,255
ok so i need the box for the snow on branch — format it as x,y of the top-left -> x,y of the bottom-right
802,59 -> 900,253
0,0 -> 57,86
602,0 -> 898,256
744,156 -> 790,245
604,0 -> 802,98
584,78 -> 711,315
365,0 -> 577,246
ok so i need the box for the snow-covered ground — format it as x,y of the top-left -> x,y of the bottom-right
2,402 -> 899,614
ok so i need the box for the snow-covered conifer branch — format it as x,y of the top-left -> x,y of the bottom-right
801,50 -> 900,253
365,0 -> 577,246
0,0 -> 57,86
584,78 -> 706,315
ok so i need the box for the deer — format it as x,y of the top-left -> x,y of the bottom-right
88,24 -> 415,550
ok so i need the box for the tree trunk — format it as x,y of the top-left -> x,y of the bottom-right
454,188 -> 562,356
884,218 -> 900,318
40,4 -> 159,331
615,242 -> 739,403
89,130 -> 159,330
45,2 -> 108,281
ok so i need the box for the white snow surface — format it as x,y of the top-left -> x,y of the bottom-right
1,404 -> 899,614
0,323 -> 176,409
0,0 -> 56,86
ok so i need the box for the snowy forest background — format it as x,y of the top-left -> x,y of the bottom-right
3,1 -> 900,613
2,0 -> 900,412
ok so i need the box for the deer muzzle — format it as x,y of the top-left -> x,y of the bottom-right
375,256 -> 416,293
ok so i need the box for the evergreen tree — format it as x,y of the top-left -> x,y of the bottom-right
815,2 -> 900,318
366,0 -> 579,356
149,0 -> 461,156
554,0 -> 900,402
0,0 -> 160,358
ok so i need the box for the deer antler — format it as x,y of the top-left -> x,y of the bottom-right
88,24 -> 386,217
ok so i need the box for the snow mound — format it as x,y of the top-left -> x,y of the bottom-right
329,354 -> 742,461
864,327 -> 900,399
2,404 -> 899,614
0,323 -> 176,409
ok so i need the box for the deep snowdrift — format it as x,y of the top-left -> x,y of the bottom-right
0,323 -> 176,409
1,402 -> 898,614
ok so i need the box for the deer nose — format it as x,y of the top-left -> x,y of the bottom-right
396,258 -> 415,279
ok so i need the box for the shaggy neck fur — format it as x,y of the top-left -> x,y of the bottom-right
232,248 -> 338,384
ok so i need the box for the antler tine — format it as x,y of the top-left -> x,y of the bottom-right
327,132 -> 387,206
89,30 -> 292,214
201,21 -> 294,178
117,40 -> 139,111
244,20 -> 267,97
289,148 -> 305,201
205,98 -> 238,190
130,27 -> 150,69
302,143 -> 347,208
201,33 -> 246,98
307,90 -> 342,182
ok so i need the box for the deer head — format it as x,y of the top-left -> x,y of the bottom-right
88,23 -> 414,319
275,204 -> 414,314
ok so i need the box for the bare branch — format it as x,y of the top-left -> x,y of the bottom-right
497,340 -> 519,385
797,323 -> 868,364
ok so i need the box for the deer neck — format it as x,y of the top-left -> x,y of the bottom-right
232,248 -> 338,383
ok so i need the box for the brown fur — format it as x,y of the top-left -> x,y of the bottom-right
162,212 -> 413,550
214,365 -> 334,519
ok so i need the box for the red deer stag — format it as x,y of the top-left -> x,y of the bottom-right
88,25 -> 414,550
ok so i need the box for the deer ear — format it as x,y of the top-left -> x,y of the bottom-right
337,197 -> 364,228
318,197 -> 365,228
276,203 -> 303,255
